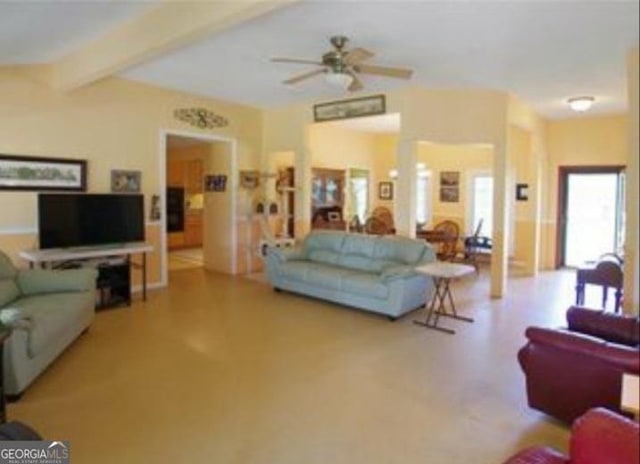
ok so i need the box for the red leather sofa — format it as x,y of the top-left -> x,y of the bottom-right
502,408 -> 639,464
518,306 -> 639,424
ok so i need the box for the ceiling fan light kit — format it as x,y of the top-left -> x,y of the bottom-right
325,71 -> 353,89
272,35 -> 414,93
567,96 -> 595,112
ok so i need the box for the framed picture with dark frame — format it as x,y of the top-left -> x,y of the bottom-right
0,154 -> 87,191
516,183 -> 529,201
313,94 -> 386,123
378,181 -> 394,200
111,169 -> 141,193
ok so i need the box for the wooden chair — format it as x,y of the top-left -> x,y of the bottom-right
364,217 -> 389,235
575,254 -> 624,312
371,206 -> 395,234
432,220 -> 460,261
457,219 -> 492,273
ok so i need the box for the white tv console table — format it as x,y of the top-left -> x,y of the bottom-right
19,242 -> 153,303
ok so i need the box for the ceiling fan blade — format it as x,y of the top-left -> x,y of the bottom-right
271,57 -> 324,66
344,47 -> 374,65
283,68 -> 326,85
354,64 -> 413,79
347,72 -> 364,92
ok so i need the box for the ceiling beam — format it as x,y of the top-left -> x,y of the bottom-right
52,0 -> 299,91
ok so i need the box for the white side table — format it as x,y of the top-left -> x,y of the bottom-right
413,261 -> 475,334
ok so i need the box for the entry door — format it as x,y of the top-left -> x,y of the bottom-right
558,166 -> 625,267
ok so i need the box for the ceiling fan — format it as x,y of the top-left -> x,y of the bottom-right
271,35 -> 414,92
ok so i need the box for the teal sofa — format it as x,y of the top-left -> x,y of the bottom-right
0,251 -> 97,397
264,231 -> 436,320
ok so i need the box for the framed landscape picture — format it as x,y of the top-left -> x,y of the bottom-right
0,154 -> 87,191
314,94 -> 386,122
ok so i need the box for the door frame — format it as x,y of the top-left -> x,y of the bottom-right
159,129 -> 238,285
555,165 -> 625,268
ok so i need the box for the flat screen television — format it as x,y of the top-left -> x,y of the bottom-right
38,193 -> 145,249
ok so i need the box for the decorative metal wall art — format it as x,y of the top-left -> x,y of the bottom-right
173,108 -> 229,129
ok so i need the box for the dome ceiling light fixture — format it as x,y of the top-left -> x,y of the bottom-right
567,96 -> 595,112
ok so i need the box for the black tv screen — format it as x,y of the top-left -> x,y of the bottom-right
38,193 -> 145,249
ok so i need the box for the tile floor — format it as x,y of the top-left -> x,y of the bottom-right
7,267 -> 593,464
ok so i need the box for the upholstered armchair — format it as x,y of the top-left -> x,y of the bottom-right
518,306 -> 639,424
502,408 -> 639,464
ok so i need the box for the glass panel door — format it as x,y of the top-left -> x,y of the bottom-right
564,173 -> 620,266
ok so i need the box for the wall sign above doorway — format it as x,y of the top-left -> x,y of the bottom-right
313,94 -> 386,122
173,108 -> 229,129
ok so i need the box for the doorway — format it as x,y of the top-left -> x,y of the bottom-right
557,166 -> 625,267
160,130 -> 237,285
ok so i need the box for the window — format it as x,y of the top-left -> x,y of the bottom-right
416,172 -> 432,226
471,175 -> 493,237
347,169 -> 369,222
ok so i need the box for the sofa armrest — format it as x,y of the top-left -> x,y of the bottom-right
523,327 -> 640,373
570,408 -> 640,464
266,246 -> 303,263
501,446 -> 568,464
17,268 -> 98,296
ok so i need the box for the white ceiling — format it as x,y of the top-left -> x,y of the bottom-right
0,1 -> 155,63
1,1 -> 638,120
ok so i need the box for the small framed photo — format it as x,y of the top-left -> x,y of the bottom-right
378,181 -> 394,200
240,170 -> 260,189
439,186 -> 459,203
516,183 -> 529,201
440,171 -> 460,187
111,169 -> 141,193
327,211 -> 342,222
205,174 -> 227,192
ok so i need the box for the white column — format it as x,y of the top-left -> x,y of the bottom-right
395,138 -> 418,237
491,138 -> 509,298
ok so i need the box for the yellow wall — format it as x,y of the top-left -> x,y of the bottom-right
542,115 -> 628,268
509,125 -> 535,271
307,123 -> 394,220
417,142 -> 493,233
0,65 -> 263,282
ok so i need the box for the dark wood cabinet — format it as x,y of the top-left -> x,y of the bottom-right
311,168 -> 346,230
96,261 -> 131,309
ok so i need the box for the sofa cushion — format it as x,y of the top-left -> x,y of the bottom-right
302,231 -> 346,256
306,264 -> 347,290
0,279 -> 20,307
337,254 -> 390,273
10,293 -> 91,358
307,249 -> 341,266
341,272 -> 389,300
373,236 -> 426,264
342,234 -> 377,257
